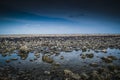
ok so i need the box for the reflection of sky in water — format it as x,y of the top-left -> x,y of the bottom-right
0,48 -> 120,71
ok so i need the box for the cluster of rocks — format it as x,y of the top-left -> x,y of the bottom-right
0,35 -> 120,80
101,56 -> 118,63
1,65 -> 119,80
63,66 -> 120,80
0,35 -> 120,55
0,66 -> 32,80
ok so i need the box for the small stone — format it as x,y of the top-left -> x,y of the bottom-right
6,59 -> 11,63
44,71 -> 50,75
53,62 -> 60,66
101,57 -> 113,63
71,73 -> 81,80
108,56 -> 117,60
29,59 -> 33,62
60,56 -> 64,59
11,57 -> 18,60
86,53 -> 94,58
101,49 -> 107,53
64,69 -> 72,75
80,54 -> 86,59
19,45 -> 29,53
64,69 -> 81,80
82,46 -> 87,52
90,62 -> 98,67
42,55 -> 54,63
81,73 -> 89,80
107,64 -> 116,71
34,53 -> 40,58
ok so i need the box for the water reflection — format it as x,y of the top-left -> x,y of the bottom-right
0,48 -> 120,71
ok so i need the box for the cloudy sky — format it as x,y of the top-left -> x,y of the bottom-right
0,0 -> 120,34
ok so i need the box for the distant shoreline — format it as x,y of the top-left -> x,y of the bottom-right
0,34 -> 120,38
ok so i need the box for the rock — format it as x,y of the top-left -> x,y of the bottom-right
44,71 -> 50,75
19,45 -> 29,53
81,73 -> 89,80
29,59 -> 33,62
90,70 -> 102,80
115,73 -> 120,79
34,58 -> 37,60
90,62 -> 98,67
82,46 -> 87,52
64,69 -> 81,80
21,57 -> 26,60
11,57 -> 18,60
107,64 -> 116,71
108,56 -> 117,60
53,62 -> 60,66
64,69 -> 72,75
97,68 -> 105,74
80,54 -> 86,59
101,57 -> 113,63
60,56 -> 64,59
101,49 -> 107,53
71,73 -> 81,80
6,59 -> 11,63
86,53 -> 94,58
24,77 -> 29,80
42,55 -> 54,63
34,53 -> 40,58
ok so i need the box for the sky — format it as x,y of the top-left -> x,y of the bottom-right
0,0 -> 120,34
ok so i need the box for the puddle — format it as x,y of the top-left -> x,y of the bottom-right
0,48 -> 120,72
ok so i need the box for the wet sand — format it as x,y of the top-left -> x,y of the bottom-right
0,34 -> 120,80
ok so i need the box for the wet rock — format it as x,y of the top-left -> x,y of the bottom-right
115,73 -> 120,79
6,59 -> 11,63
81,72 -> 89,80
34,53 -> 40,58
42,55 -> 54,63
1,53 -> 7,57
19,45 -> 29,53
24,77 -> 29,80
107,64 -> 116,71
101,49 -> 107,53
86,53 -> 94,58
65,49 -> 72,52
44,71 -> 50,75
11,57 -> 18,60
80,54 -> 86,59
97,68 -> 105,74
29,59 -> 33,62
90,70 -> 102,80
71,73 -> 81,80
90,62 -> 98,67
18,53 -> 29,60
108,56 -> 117,60
34,57 -> 37,60
21,57 -> 26,60
60,56 -> 64,59
82,46 -> 87,52
64,69 -> 81,80
64,69 -> 72,75
101,57 -> 113,63
53,62 -> 60,66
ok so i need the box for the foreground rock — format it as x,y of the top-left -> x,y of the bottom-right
19,45 -> 29,54
64,69 -> 81,80
90,62 -> 99,67
42,55 -> 54,63
101,57 -> 113,63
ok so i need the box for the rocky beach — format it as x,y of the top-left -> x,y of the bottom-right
0,34 -> 120,80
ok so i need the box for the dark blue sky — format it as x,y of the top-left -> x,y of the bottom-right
0,0 -> 120,34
